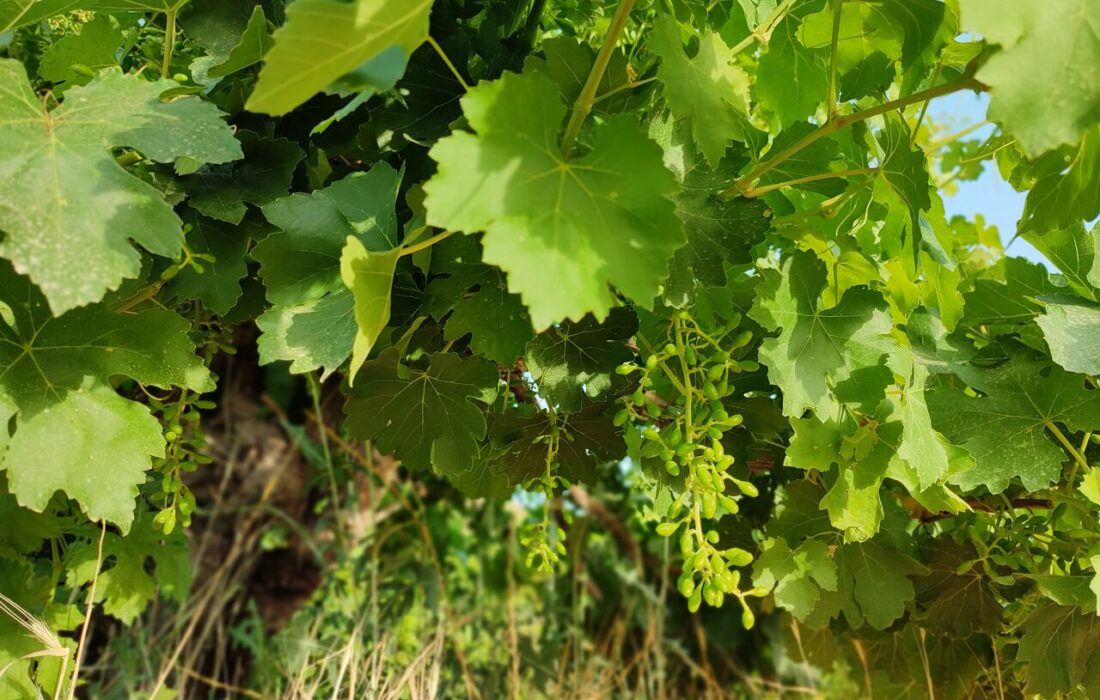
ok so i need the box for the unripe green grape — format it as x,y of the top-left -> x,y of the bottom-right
678,576 -> 696,598
707,364 -> 724,382
660,448 -> 674,461
732,478 -> 759,497
665,461 -> 680,476
727,312 -> 742,329
739,360 -> 760,372
656,521 -> 679,537
732,329 -> 753,348
717,570 -> 739,593
710,553 -> 724,571
706,529 -> 719,544
643,427 -> 660,441
615,363 -> 636,375
666,426 -> 682,447
664,343 -> 677,355
710,350 -> 729,364
703,382 -> 719,401
680,530 -> 694,558
684,347 -> 696,365
632,389 -> 645,406
726,548 -> 753,567
613,409 -> 629,426
741,608 -> 755,629
688,587 -> 703,612
718,494 -> 739,514
696,466 -> 712,487
675,441 -> 693,457
701,492 -> 717,518
645,355 -> 659,370
712,409 -> 729,423
645,401 -> 661,418
728,414 -> 744,427
707,426 -> 723,441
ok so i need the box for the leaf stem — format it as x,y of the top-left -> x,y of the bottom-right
427,36 -> 470,91
559,0 -> 637,156
727,0 -> 797,55
399,228 -> 456,256
740,167 -> 878,198
592,76 -> 657,105
721,75 -> 985,199
1044,420 -> 1091,484
161,9 -> 178,78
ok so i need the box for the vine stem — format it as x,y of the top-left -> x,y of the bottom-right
160,8 -> 179,78
721,75 -> 985,199
826,0 -> 842,118
559,0 -> 637,156
399,228 -> 455,256
740,167 -> 877,198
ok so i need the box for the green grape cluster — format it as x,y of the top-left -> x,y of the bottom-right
149,390 -> 213,534
616,310 -> 767,621
520,418 -> 573,572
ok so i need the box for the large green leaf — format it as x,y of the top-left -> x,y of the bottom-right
424,70 -> 684,329
960,0 -> 1100,157
247,0 -> 432,115
254,165 -> 401,377
749,251 -> 897,418
0,61 -> 240,313
649,17 -> 751,165
1037,297 -> 1100,376
929,358 -> 1100,492
344,349 -> 499,475
3,381 -> 164,531
525,307 -> 637,412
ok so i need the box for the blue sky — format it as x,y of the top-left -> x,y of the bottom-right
926,91 -> 1044,264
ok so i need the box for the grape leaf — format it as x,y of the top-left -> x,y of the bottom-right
1038,297 -> 1100,376
755,11 -> 828,126
929,358 -> 1100,492
749,251 -> 897,418
247,0 -> 432,115
525,307 -> 638,412
1017,602 -> 1100,698
652,115 -> 772,303
340,236 -> 400,382
832,540 -> 928,630
753,538 -> 837,619
65,512 -> 190,623
960,257 -> 1053,328
38,14 -> 122,87
254,165 -> 401,376
192,5 -> 273,81
3,380 -> 164,531
444,269 -> 532,365
915,539 -> 1002,638
0,265 -> 213,413
166,209 -> 254,315
181,131 -> 304,225
525,36 -> 631,113
344,349 -> 499,475
649,17 -> 751,165
1019,129 -> 1100,235
423,70 -> 684,329
0,61 -> 241,313
1024,222 -> 1098,300
460,403 -> 621,498
960,0 -> 1100,157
